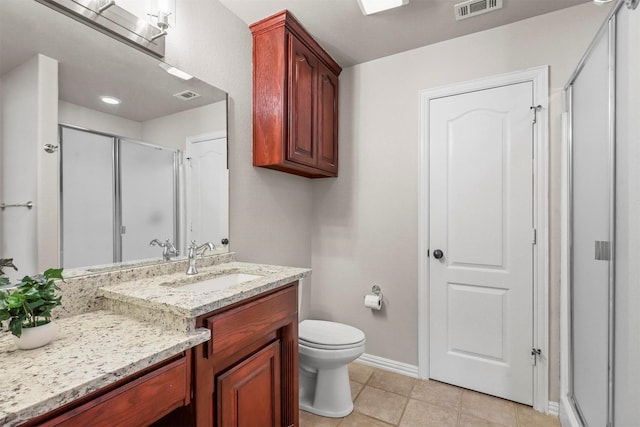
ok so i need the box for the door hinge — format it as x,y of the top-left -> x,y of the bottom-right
531,105 -> 542,124
532,228 -> 537,245
531,348 -> 541,366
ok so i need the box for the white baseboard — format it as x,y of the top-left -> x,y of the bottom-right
548,401 -> 560,417
356,353 -> 420,378
559,395 -> 581,427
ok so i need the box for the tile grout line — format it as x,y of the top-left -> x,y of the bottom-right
394,380 -> 418,426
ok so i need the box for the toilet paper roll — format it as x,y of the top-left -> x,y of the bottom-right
364,294 -> 382,310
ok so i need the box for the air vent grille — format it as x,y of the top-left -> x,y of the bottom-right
454,0 -> 503,21
174,90 -> 201,101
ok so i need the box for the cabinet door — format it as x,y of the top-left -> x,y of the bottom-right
217,341 -> 281,427
287,34 -> 318,168
317,63 -> 339,174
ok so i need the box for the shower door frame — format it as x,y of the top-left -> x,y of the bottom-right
59,124 -> 180,267
564,2 -> 621,425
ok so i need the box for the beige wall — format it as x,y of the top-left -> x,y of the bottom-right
165,0 -> 313,270
58,101 -> 143,140
310,3 -> 610,403
1,55 -> 58,280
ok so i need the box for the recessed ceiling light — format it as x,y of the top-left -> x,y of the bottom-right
357,0 -> 409,15
100,96 -> 121,105
158,62 -> 193,80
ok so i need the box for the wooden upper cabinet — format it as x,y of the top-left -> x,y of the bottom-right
251,10 -> 342,178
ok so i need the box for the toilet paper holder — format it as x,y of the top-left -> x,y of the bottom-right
371,284 -> 383,300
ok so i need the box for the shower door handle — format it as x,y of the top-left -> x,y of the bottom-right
594,241 -> 611,261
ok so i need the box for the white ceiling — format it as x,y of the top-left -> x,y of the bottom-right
219,0 -> 592,67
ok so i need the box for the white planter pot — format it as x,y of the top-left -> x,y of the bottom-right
13,321 -> 56,350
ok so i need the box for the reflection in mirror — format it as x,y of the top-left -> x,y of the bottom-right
0,0 -> 229,281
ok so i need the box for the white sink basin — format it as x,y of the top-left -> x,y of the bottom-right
176,273 -> 262,292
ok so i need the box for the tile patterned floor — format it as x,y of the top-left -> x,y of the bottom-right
299,363 -> 561,427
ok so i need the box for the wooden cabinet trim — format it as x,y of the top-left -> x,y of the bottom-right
250,10 -> 341,76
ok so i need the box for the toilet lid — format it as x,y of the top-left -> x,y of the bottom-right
299,320 -> 365,348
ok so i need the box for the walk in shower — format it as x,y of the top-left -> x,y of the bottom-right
565,0 -> 638,425
60,125 -> 179,269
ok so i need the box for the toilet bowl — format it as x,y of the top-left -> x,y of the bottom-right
298,319 -> 365,418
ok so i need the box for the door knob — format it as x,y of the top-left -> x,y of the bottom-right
433,249 -> 444,259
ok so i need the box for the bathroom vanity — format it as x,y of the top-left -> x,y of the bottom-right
193,284 -> 298,426
0,254 -> 310,427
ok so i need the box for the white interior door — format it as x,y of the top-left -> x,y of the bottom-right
429,82 -> 534,404
186,135 -> 228,247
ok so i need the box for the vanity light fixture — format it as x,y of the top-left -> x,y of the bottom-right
158,62 -> 193,80
147,0 -> 175,33
100,96 -> 121,105
357,0 -> 409,15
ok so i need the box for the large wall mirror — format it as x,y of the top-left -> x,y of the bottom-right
0,0 -> 229,281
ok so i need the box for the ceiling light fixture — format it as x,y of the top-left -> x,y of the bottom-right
357,0 -> 409,15
158,62 -> 193,80
100,96 -> 121,105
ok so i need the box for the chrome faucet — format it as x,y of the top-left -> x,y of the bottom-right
186,240 -> 216,275
149,238 -> 179,261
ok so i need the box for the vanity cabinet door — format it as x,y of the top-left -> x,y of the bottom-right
217,341 -> 281,427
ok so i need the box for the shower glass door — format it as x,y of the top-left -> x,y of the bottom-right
568,17 -> 615,427
60,126 -> 114,268
120,140 -> 177,262
60,126 -> 178,268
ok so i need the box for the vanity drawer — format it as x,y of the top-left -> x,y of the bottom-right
33,353 -> 190,427
205,285 -> 297,360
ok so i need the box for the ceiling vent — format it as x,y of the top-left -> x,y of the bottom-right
174,90 -> 201,101
454,0 -> 503,21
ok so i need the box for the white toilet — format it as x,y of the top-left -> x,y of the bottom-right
298,319 -> 366,418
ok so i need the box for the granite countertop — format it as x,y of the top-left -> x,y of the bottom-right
0,310 -> 210,427
99,261 -> 311,320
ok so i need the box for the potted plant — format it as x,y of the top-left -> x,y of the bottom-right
0,259 -> 63,350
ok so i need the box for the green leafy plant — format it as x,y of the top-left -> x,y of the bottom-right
0,267 -> 63,338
